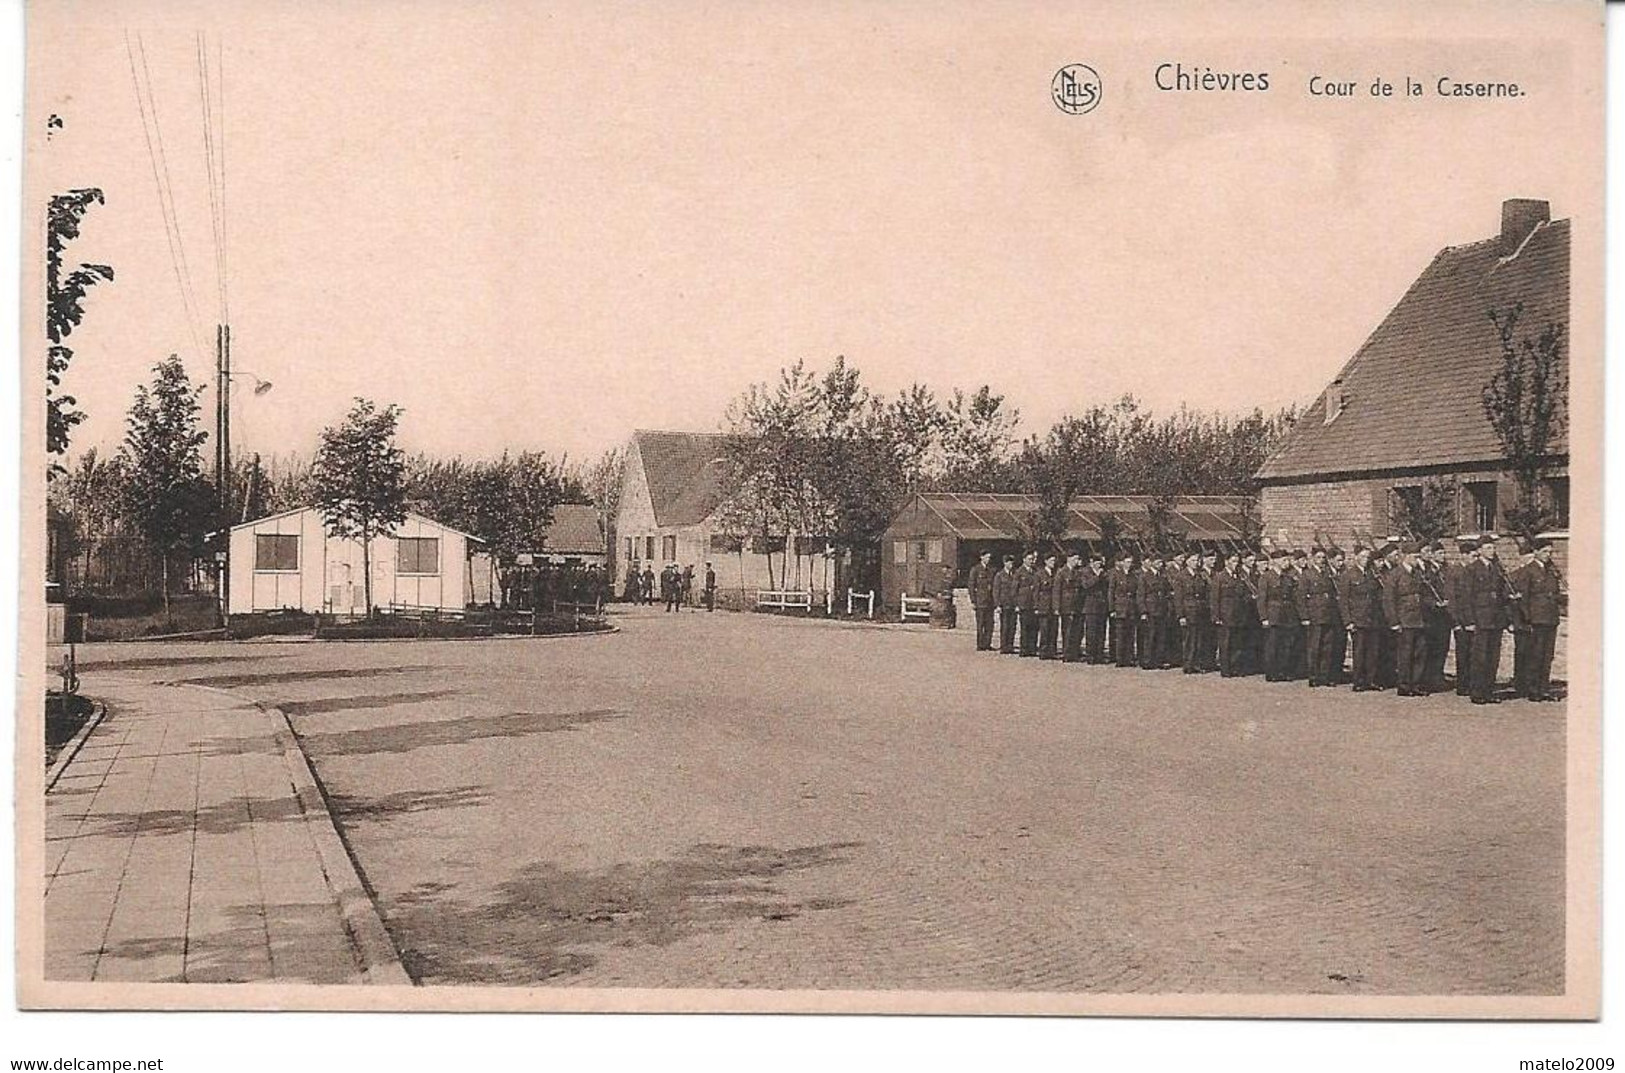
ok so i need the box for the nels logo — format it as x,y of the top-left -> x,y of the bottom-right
1052,64 -> 1102,115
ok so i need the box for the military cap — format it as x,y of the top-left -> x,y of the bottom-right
1516,536 -> 1535,555
1002,554 -> 1016,563
1090,550 -> 1106,561
1326,544 -> 1344,557
1291,548 -> 1309,559
1374,541 -> 1396,557
1455,535 -> 1480,552
1533,536 -> 1553,550
1399,540 -> 1420,554
1118,550 -> 1135,562
1481,532 -> 1500,543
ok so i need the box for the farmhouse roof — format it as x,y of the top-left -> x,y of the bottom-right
890,492 -> 1253,543
540,503 -> 605,554
633,429 -> 730,528
1257,201 -> 1569,482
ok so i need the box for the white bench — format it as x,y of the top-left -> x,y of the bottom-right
900,594 -> 932,621
846,589 -> 876,618
757,589 -> 813,611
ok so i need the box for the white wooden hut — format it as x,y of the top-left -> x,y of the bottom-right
227,507 -> 478,617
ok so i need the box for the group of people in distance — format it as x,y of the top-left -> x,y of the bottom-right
623,560 -> 719,612
963,533 -> 1563,706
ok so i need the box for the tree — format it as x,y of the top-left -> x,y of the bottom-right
312,399 -> 407,617
1484,303 -> 1567,539
940,386 -> 1019,489
582,446 -> 626,573
46,189 -> 114,475
1389,476 -> 1460,543
120,356 -> 212,613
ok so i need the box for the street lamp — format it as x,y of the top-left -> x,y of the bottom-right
212,321 -> 275,623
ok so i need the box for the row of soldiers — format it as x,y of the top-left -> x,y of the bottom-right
963,534 -> 1562,705
622,560 -> 720,611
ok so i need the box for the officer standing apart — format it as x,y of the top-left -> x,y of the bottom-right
967,550 -> 996,652
703,562 -> 717,611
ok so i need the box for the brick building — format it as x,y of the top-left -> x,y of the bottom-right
1256,198 -> 1569,560
614,429 -> 838,608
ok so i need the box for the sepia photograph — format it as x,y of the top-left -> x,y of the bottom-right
14,0 -> 1604,1030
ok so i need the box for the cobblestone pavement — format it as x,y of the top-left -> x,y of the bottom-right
43,675 -> 401,984
71,608 -> 1565,994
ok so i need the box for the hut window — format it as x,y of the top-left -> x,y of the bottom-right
254,534 -> 299,572
926,539 -> 944,564
398,537 -> 440,575
893,540 -> 907,565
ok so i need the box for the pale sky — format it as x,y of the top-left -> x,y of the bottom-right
29,0 -> 1593,467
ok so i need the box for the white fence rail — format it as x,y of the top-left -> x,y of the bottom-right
846,589 -> 876,618
900,594 -> 932,621
757,589 -> 814,611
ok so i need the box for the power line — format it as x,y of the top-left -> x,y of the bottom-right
125,30 -> 208,365
196,30 -> 227,324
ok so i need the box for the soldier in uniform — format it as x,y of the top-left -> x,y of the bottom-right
1015,550 -> 1040,657
1516,538 -> 1562,701
1509,538 -> 1536,696
1464,535 -> 1516,705
1107,551 -> 1138,667
1055,551 -> 1085,663
1137,553 -> 1173,670
1080,551 -> 1109,664
993,554 -> 1019,654
1298,546 -> 1341,687
1200,550 -> 1221,670
1287,549 -> 1311,680
1341,544 -> 1383,691
703,562 -> 717,611
1383,542 -> 1431,696
1419,541 -> 1453,692
1447,535 -> 1478,695
1373,542 -> 1401,689
1236,550 -> 1263,675
1325,546 -> 1349,683
1177,549 -> 1211,674
1035,552 -> 1060,660
1210,550 -> 1241,677
1257,550 -> 1294,681
967,550 -> 996,651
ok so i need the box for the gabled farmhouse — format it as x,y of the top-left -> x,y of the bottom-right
614,429 -> 837,607
1256,199 -> 1569,552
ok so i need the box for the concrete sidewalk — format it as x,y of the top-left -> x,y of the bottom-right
44,675 -> 408,985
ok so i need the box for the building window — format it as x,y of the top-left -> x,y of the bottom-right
397,537 -> 440,575
1323,380 -> 1348,425
1466,481 -> 1498,532
625,537 -> 634,562
893,540 -> 907,565
254,534 -> 299,572
645,536 -> 655,561
1545,477 -> 1570,529
710,533 -> 743,553
662,535 -> 678,562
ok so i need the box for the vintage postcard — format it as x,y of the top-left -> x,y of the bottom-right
16,0 -> 1603,1018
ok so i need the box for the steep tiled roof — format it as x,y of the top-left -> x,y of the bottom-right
540,504 -> 604,554
1258,215 -> 1569,481
634,430 -> 730,528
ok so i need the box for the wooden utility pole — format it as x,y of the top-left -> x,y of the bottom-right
216,322 -> 232,622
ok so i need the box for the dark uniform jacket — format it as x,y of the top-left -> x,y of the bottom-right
1034,568 -> 1057,614
1338,565 -> 1383,629
992,568 -> 1017,609
1255,569 -> 1293,625
1464,559 -> 1514,629
1013,565 -> 1038,611
1381,564 -> 1428,629
1054,565 -> 1084,615
1177,569 -> 1210,622
1297,565 -> 1341,625
1210,569 -> 1243,625
967,562 -> 995,609
1079,566 -> 1109,615
1442,562 -> 1471,625
1108,567 -> 1138,617
1136,569 -> 1172,618
1516,561 -> 1562,626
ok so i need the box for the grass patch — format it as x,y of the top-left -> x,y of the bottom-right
45,691 -> 95,768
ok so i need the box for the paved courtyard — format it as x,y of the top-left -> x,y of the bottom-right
68,607 -> 1564,994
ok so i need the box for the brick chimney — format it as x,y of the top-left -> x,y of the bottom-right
1500,198 -> 1550,252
